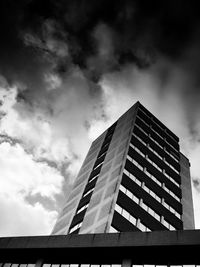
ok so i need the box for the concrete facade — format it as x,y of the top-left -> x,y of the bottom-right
180,153 -> 195,229
52,103 -> 138,235
52,101 -> 195,235
1,230 -> 200,264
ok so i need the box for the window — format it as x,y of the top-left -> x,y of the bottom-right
154,213 -> 161,221
164,172 -> 180,188
69,222 -> 82,233
165,148 -> 179,162
137,115 -> 149,127
165,138 -> 179,152
164,159 -> 179,174
129,172 -> 142,186
76,203 -> 89,214
149,134 -> 163,149
142,202 -> 148,211
162,219 -> 176,230
139,221 -> 151,232
163,201 -> 181,219
152,117 -> 165,131
115,204 -> 122,214
163,185 -> 181,202
122,209 -> 130,220
135,123 -> 148,136
145,170 -> 162,186
146,156 -> 162,172
138,107 -> 151,120
109,226 -> 119,233
97,151 -> 107,160
139,221 -> 146,232
130,143 -> 145,157
151,126 -> 164,140
93,162 -> 104,170
127,155 -> 144,171
132,133 -> 146,146
119,184 -> 140,204
141,202 -> 161,222
130,216 -> 137,225
88,174 -> 99,183
148,145 -> 163,160
83,187 -> 95,198
115,204 -> 138,227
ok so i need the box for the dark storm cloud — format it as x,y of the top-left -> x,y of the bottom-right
1,0 -> 200,130
1,0 -> 199,82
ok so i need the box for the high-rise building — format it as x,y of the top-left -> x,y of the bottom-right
52,101 -> 195,235
0,101 -> 197,267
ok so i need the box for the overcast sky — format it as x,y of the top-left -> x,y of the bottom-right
0,0 -> 200,236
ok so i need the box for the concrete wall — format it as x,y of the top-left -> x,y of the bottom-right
79,102 -> 139,234
180,153 -> 195,229
52,103 -> 139,235
51,131 -> 106,235
1,230 -> 200,264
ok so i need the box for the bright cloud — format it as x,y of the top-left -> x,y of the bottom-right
0,142 -> 63,198
0,74 -> 106,236
0,141 -> 63,236
0,85 -> 75,170
0,193 -> 57,237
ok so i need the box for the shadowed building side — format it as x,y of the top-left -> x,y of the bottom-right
180,153 -> 195,229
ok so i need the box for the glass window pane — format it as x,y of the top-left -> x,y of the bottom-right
61,265 -> 70,267
130,216 -> 137,225
155,213 -> 160,221
12,265 -> 19,267
52,265 -> 60,267
127,190 -> 132,198
149,208 -> 154,216
120,185 -> 126,193
27,264 -> 35,267
81,265 -> 90,267
43,264 -> 51,267
122,209 -> 129,220
70,265 -> 78,267
115,204 -> 122,214
142,203 -> 148,211
136,179 -> 141,186
19,265 -> 27,267
4,264 -> 11,267
133,195 -> 139,204
157,196 -> 161,202
110,226 -> 118,233
140,222 -> 146,231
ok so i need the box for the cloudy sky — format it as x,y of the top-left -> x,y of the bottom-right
0,0 -> 200,236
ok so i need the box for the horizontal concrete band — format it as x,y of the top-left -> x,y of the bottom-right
0,230 -> 200,263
